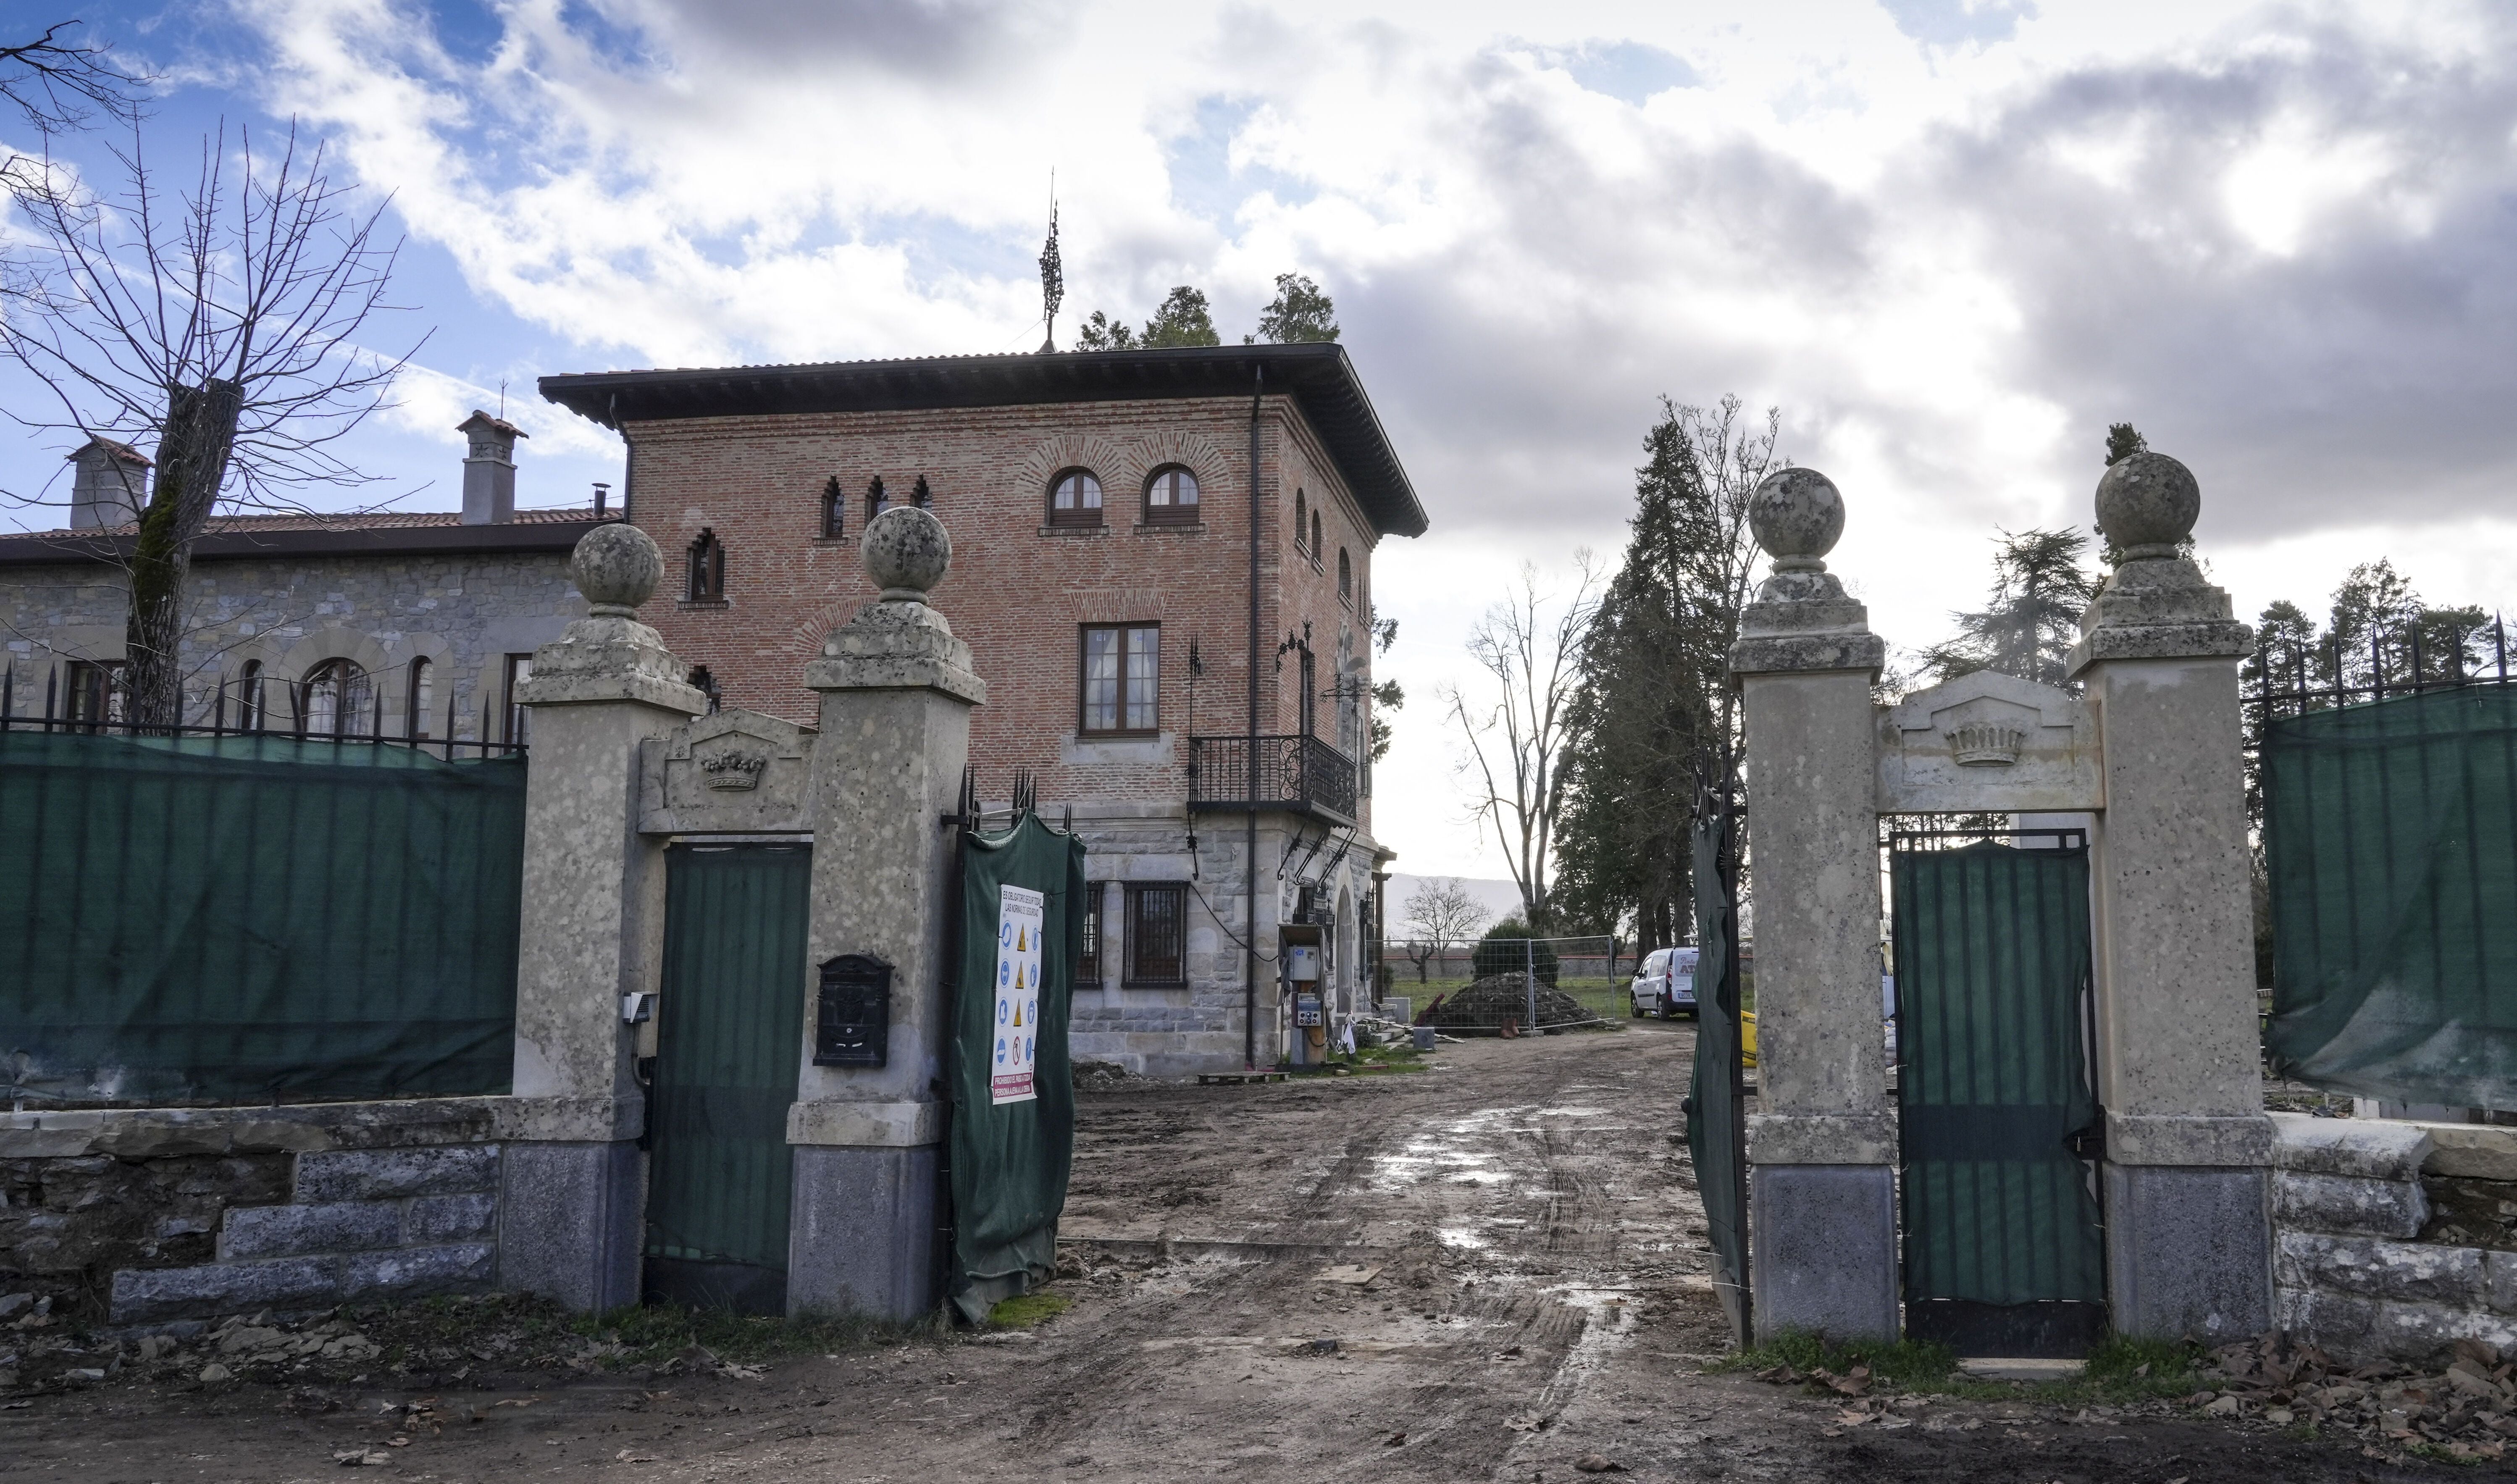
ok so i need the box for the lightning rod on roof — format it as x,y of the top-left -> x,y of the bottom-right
1038,176 -> 1063,354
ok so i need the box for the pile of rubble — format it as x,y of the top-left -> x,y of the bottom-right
1420,973 -> 1596,1036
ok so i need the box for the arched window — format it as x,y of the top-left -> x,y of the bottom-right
1338,549 -> 1353,604
687,528 -> 724,601
1294,490 -> 1307,552
865,476 -> 888,523
911,475 -> 933,508
236,659 -> 265,731
407,656 -> 434,739
1048,468 -> 1103,528
302,659 -> 373,739
821,476 -> 844,538
1145,466 -> 1199,525
1310,510 -> 1322,559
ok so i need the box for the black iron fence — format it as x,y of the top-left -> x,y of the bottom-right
2,662 -> 525,759
1188,733 -> 1357,822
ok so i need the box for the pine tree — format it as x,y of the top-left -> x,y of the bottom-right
1251,273 -> 1339,343
1138,286 -> 1220,347
1919,528 -> 2100,687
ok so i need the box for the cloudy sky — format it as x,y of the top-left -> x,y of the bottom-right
4,0 -> 2514,880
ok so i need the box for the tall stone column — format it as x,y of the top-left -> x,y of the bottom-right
504,524 -> 707,1311
2066,452 -> 2270,1340
1726,469 -> 1899,1342
788,507 -> 985,1320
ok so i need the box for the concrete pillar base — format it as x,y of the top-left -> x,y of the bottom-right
1750,1164 -> 1900,1343
2104,1164 -> 2272,1342
787,1145 -> 940,1321
496,1141 -> 643,1313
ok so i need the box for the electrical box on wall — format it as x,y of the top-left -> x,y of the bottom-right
1287,945 -> 1320,983
1295,993 -> 1323,1027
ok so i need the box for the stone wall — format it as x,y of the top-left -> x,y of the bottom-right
0,546 -> 582,735
0,1100 -> 526,1326
2273,1113 -> 2517,1361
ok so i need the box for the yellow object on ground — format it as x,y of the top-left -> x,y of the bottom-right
1740,1011 -> 1758,1069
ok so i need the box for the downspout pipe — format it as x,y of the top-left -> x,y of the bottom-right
1245,365 -> 1264,1069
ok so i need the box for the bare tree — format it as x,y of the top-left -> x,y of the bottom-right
0,21 -> 147,139
1400,877 -> 1490,982
1441,557 -> 1602,932
1,120 -> 421,726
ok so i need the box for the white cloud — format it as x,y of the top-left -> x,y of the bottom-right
191,0 -> 2517,875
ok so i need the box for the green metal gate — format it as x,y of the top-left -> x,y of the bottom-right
1891,833 -> 2105,1356
1685,794 -> 1751,1345
646,843 -> 811,1314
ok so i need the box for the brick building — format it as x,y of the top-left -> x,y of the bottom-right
539,342 -> 1428,1074
0,417 -> 603,741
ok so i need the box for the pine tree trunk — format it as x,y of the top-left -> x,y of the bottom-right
123,381 -> 242,729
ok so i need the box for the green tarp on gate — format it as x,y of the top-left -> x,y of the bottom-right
0,730 -> 525,1106
2265,686 -> 2517,1107
947,810 -> 1086,1322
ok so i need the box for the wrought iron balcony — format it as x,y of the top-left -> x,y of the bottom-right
1188,733 -> 1358,825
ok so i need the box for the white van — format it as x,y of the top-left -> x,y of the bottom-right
1629,946 -> 1699,1019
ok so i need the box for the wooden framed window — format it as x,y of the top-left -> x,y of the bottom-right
1293,490 -> 1307,552
1079,623 -> 1159,736
63,659 -> 126,726
1144,466 -> 1199,525
303,658 -> 373,738
503,654 -> 534,743
407,656 -> 434,738
1079,883 -> 1105,986
1126,883 -> 1186,985
236,659 -> 265,731
1048,468 -> 1103,528
865,476 -> 888,523
1338,549 -> 1353,605
686,528 -> 725,601
821,476 -> 845,538
910,475 -> 933,508
1310,509 -> 1322,561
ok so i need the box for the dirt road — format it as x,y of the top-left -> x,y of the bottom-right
0,1026 -> 2480,1481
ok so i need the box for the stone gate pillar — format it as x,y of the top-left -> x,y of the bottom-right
787,507 -> 985,1320
1726,469 -> 1899,1342
2066,453 -> 2271,1340
507,523 -> 708,1310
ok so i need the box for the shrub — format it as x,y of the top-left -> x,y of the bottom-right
1472,919 -> 1559,986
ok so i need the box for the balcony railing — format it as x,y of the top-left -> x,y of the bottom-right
1188,733 -> 1358,824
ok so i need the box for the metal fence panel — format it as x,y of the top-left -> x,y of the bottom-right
0,730 -> 524,1107
1686,801 -> 1751,1346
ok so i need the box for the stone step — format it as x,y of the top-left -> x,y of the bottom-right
110,1242 -> 494,1324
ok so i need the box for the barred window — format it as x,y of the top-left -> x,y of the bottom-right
687,528 -> 725,601
821,476 -> 845,538
1080,623 -> 1158,735
1127,884 -> 1186,985
1079,883 -> 1105,987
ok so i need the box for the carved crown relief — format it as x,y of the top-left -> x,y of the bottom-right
1875,669 -> 2102,813
640,708 -> 814,835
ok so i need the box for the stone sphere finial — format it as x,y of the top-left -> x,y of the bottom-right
863,505 -> 951,603
570,521 -> 662,616
2094,450 -> 2200,559
1748,467 -> 1844,572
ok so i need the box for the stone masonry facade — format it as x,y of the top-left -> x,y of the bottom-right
605,389 -> 1400,1074
0,523 -> 595,738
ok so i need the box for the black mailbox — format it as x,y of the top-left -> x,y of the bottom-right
814,954 -> 891,1067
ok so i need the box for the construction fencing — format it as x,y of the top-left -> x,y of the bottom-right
1385,935 -> 1634,1033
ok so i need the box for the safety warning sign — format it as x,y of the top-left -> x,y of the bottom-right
991,885 -> 1045,1105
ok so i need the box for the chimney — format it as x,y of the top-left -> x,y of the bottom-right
457,410 -> 527,525
67,438 -> 151,529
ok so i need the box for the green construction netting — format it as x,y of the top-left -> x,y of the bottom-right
1892,842 -> 2104,1308
1685,803 -> 1750,1345
2265,685 -> 2517,1107
0,730 -> 525,1106
947,810 -> 1086,1323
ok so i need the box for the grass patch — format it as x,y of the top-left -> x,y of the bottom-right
1715,1329 -> 2211,1407
986,1293 -> 1073,1329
